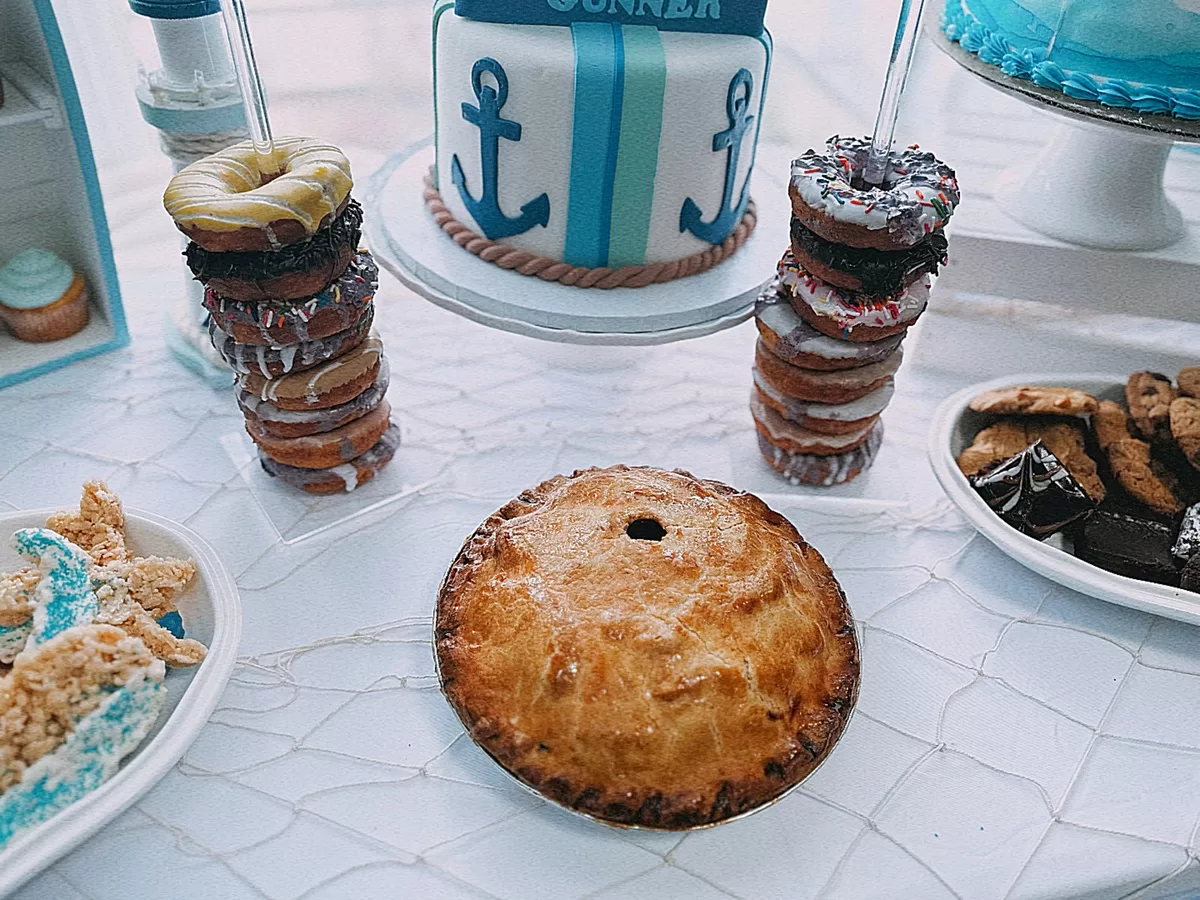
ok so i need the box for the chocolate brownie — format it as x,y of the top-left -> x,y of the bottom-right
957,419 -> 1105,502
1074,504 -> 1181,586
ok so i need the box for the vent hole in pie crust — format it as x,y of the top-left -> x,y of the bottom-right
626,518 -> 666,541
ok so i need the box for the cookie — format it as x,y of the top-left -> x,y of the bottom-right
1093,400 -> 1133,453
957,419 -> 1105,502
755,340 -> 903,405
1125,371 -> 1177,444
754,281 -> 904,370
1178,367 -> 1200,399
753,368 -> 893,436
1106,437 -> 1186,517
205,250 -> 377,346
750,391 -> 879,456
1170,397 -> 1200,472
969,386 -> 1098,417
239,357 -> 389,440
259,423 -> 401,494
209,306 -> 373,379
248,400 -> 392,469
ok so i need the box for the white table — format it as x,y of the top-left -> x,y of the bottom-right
5,1 -> 1200,896
4,212 -> 1200,899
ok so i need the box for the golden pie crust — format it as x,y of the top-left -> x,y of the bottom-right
435,466 -> 860,829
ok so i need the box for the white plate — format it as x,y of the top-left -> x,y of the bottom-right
929,374 -> 1200,626
0,508 -> 242,896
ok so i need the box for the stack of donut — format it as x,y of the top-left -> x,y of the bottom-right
751,135 -> 959,486
163,137 -> 400,494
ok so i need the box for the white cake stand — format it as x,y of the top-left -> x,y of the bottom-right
363,139 -> 789,346
930,27 -> 1200,251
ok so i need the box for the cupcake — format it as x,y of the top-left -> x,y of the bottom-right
0,249 -> 89,342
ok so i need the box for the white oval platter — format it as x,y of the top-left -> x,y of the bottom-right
929,374 -> 1200,627
0,508 -> 242,896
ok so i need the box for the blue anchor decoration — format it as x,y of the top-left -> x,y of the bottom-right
451,58 -> 550,240
679,68 -> 755,244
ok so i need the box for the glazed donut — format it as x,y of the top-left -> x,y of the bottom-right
187,200 -> 364,302
750,391 -> 878,456
790,136 -> 960,251
205,251 -> 377,344
236,334 -> 384,411
164,136 -> 353,252
249,400 -> 392,469
790,218 -> 947,296
755,339 -> 902,405
239,359 -> 389,440
777,249 -> 930,342
756,425 -> 884,487
755,280 -> 906,364
259,423 -> 401,494
752,369 -> 893,436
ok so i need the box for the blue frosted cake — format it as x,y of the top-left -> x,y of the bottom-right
942,0 -> 1200,120
430,0 -> 773,285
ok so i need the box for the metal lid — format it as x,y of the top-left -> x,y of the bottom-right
128,0 -> 222,19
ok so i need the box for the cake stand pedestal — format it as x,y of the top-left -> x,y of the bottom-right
931,27 -> 1200,251
363,139 -> 788,346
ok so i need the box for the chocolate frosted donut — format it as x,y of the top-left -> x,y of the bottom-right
236,333 -> 383,410
755,281 -> 904,366
186,200 -> 364,301
249,400 -> 392,469
239,357 -> 389,439
755,339 -> 902,405
756,425 -> 883,487
753,369 -> 892,436
790,217 -> 947,295
210,307 -> 373,379
260,423 -> 400,494
206,251 -> 378,345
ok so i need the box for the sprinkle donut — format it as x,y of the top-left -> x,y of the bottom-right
755,281 -> 904,369
164,136 -> 354,252
205,251 -> 377,345
208,306 -> 373,379
777,249 -> 930,342
790,136 -> 960,251
790,218 -> 947,296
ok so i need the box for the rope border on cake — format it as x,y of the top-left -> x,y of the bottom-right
423,168 -> 757,289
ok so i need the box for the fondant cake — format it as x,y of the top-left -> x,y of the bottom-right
942,0 -> 1200,120
431,0 -> 772,284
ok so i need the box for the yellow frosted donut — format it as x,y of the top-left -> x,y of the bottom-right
163,136 -> 353,252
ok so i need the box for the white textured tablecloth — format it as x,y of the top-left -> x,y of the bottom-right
4,194 -> 1200,900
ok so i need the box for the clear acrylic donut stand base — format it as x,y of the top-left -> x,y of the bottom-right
219,430 -> 436,546
362,138 -> 789,346
931,26 -> 1200,251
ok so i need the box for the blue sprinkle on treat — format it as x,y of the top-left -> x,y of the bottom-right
0,622 -> 33,664
12,529 -> 98,647
0,676 -> 165,849
156,611 -> 185,639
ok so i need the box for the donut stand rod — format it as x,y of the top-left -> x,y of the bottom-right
219,0 -> 277,179
862,0 -> 928,187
